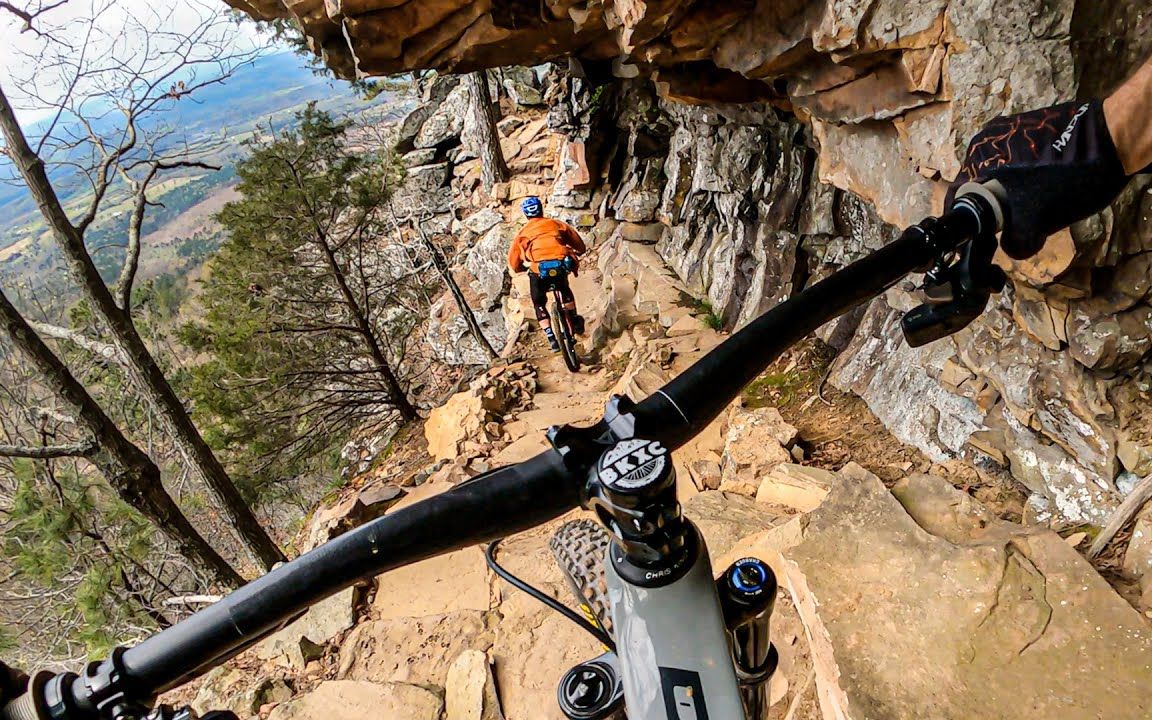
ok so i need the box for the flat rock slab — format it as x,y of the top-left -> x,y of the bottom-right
684,491 -> 790,561
513,403 -> 603,430
337,611 -> 495,689
721,405 -> 796,484
737,465 -> 1152,720
755,463 -> 836,512
446,649 -> 504,720
373,545 -> 493,620
489,525 -> 603,720
256,587 -> 356,668
529,391 -> 606,410
268,680 -> 441,720
491,434 -> 549,465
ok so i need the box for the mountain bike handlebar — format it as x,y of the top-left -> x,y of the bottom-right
2,183 -> 1003,720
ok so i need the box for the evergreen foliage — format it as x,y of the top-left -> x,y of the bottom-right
2,458 -> 160,658
183,106 -> 420,502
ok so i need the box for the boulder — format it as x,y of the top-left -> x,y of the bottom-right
501,66 -> 544,106
491,434 -> 549,465
754,463 -> 836,512
401,148 -> 437,167
414,83 -> 468,149
256,587 -> 356,669
499,137 -> 522,160
424,363 -> 537,461
445,650 -> 504,720
497,116 -> 525,136
683,490 -> 789,561
609,350 -> 671,400
191,671 -> 295,718
617,221 -> 665,244
463,208 -> 503,235
302,485 -> 406,551
507,180 -> 549,199
190,667 -> 250,717
395,74 -> 461,149
338,611 -> 494,689
393,162 -> 452,217
730,465 -> 1152,720
464,225 -> 510,304
665,314 -> 709,338
611,158 -> 664,222
1066,300 -> 1152,372
721,404 -> 796,487
686,458 -> 722,491
1118,433 -> 1152,476
268,681 -> 441,720
425,389 -> 488,462
1124,508 -> 1152,583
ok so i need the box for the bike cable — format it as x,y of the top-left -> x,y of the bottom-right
484,539 -> 615,651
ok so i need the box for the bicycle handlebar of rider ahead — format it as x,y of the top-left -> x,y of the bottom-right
2,183 -> 1004,720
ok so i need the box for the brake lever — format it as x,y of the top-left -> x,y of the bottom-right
901,221 -> 1006,347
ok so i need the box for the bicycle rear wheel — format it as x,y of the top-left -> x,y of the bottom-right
552,296 -> 581,372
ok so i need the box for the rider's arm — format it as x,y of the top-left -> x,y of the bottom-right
1104,58 -> 1152,174
561,223 -> 586,255
508,232 -> 526,273
947,52 -> 1152,259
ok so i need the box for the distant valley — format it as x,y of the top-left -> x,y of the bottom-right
0,51 -> 413,312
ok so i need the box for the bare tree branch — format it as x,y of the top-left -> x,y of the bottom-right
0,439 -> 96,459
160,594 -> 221,607
0,0 -> 69,36
115,159 -> 220,309
28,320 -> 121,363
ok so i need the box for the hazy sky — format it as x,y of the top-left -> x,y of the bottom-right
0,0 -> 271,125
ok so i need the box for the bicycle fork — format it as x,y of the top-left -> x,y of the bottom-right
553,406 -> 778,719
558,548 -> 778,720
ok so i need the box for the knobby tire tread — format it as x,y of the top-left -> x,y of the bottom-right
549,518 -> 613,639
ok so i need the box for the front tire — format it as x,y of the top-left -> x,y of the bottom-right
549,519 -> 613,639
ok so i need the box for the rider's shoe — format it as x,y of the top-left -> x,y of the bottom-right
571,314 -> 586,336
549,338 -> 561,353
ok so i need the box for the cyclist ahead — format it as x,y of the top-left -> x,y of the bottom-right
507,196 -> 587,353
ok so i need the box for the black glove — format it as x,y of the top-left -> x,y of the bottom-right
0,661 -> 27,705
946,99 -> 1132,260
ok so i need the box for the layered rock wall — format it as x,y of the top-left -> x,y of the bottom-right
231,0 -> 1152,524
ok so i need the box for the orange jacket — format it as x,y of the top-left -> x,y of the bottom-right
507,218 -> 586,274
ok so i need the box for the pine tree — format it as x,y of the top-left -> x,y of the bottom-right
3,458 -> 185,658
184,106 -> 421,495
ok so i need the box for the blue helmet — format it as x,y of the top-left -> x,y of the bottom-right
521,196 -> 543,218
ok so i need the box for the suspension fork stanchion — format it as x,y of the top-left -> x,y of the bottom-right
719,558 -> 779,719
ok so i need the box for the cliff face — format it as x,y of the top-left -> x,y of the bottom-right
231,0 -> 1152,524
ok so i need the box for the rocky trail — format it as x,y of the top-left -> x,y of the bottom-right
173,203 -> 1152,719
142,1 -> 1152,716
161,64 -> 1152,719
